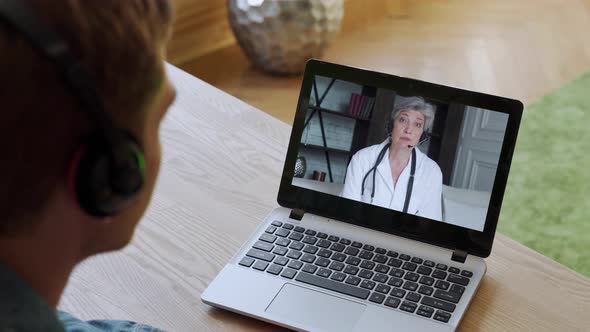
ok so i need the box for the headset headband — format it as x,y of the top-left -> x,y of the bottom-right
0,0 -> 115,141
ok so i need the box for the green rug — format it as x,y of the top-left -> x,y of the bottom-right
497,71 -> 590,278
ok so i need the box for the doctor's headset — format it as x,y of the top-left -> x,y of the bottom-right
360,118 -> 430,213
0,0 -> 145,217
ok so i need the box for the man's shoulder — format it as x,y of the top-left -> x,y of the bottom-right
0,263 -> 66,332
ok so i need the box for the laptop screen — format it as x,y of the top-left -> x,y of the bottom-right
290,75 -> 509,232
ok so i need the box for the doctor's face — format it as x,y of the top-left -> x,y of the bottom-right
391,110 -> 425,149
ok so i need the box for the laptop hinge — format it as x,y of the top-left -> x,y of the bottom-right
289,209 -> 305,221
451,249 -> 468,264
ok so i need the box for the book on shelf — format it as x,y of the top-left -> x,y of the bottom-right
346,94 -> 379,120
350,93 -> 361,117
355,93 -> 362,117
357,96 -> 375,119
349,93 -> 374,118
347,93 -> 357,116
356,94 -> 365,117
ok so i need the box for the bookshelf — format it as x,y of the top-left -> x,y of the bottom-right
301,77 -> 376,183
307,105 -> 371,121
298,142 -> 350,154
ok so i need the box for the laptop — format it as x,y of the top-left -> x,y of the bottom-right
201,59 -> 523,331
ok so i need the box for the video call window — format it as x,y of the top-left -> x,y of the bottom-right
291,75 -> 509,232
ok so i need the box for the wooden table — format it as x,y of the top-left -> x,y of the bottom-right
58,65 -> 590,331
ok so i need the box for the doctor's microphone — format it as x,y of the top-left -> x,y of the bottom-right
408,137 -> 429,149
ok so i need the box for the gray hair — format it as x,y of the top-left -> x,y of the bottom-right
389,96 -> 436,133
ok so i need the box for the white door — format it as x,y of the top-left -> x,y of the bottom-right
451,107 -> 508,191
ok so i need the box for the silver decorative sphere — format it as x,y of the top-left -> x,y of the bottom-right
228,0 -> 344,75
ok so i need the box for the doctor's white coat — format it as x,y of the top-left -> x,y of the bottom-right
341,140 -> 443,221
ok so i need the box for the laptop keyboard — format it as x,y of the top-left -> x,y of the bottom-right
238,221 -> 474,324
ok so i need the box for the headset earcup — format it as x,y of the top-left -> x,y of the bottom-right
76,140 -> 116,217
109,133 -> 144,196
75,132 -> 144,217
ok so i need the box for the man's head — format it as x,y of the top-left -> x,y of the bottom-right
0,0 -> 175,257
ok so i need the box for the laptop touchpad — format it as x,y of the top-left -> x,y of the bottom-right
266,283 -> 365,332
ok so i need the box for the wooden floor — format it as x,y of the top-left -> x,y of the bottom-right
177,0 -> 590,124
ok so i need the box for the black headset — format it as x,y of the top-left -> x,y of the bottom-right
0,0 -> 145,217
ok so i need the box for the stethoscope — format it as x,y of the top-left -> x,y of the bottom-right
360,136 -> 429,213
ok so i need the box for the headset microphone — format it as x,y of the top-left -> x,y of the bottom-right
407,136 -> 430,149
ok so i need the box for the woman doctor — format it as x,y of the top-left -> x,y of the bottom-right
340,96 -> 443,221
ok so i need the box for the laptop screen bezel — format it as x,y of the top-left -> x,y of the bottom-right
277,59 -> 523,258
